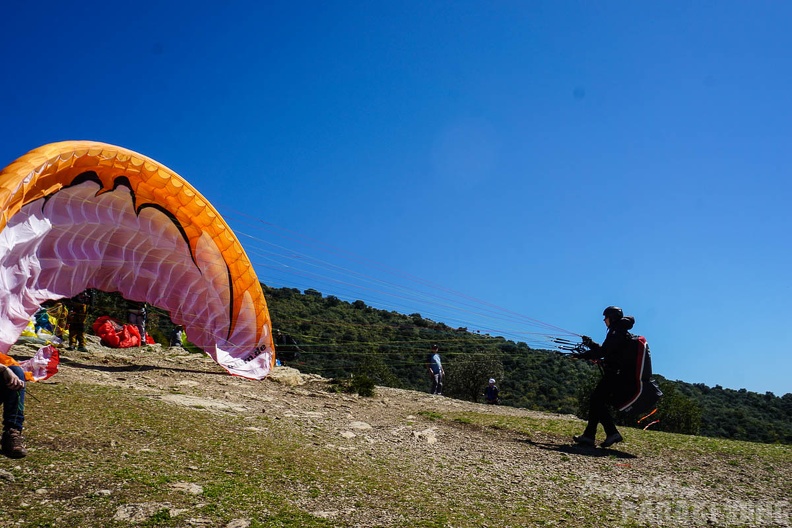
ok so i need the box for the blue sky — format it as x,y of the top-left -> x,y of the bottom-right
2,1 -> 790,395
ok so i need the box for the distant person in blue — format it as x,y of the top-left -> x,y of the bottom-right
484,378 -> 500,404
426,344 -> 444,395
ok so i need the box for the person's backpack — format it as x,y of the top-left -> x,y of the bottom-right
615,335 -> 663,414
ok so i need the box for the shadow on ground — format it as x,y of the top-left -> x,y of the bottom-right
521,438 -> 638,459
58,356 -> 227,377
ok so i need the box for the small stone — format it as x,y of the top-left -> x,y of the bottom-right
349,421 -> 372,431
171,482 -> 203,495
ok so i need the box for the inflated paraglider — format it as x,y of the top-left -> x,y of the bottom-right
0,141 -> 275,379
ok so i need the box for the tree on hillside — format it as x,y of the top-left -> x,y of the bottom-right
444,351 -> 504,402
258,284 -> 791,444
652,378 -> 702,435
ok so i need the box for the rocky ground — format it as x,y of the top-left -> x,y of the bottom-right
2,336 -> 790,527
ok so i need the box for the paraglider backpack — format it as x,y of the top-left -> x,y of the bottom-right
616,335 -> 663,414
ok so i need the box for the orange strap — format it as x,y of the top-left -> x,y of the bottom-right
0,353 -> 19,367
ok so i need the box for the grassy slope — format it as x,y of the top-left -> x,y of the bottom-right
1,354 -> 789,528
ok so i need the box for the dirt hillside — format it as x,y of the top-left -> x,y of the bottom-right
2,336 -> 790,528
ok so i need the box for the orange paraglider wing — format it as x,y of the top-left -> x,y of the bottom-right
0,141 -> 275,379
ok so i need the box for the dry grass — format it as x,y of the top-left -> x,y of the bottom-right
0,339 -> 789,527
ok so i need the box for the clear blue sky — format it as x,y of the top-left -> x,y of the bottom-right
2,1 -> 790,395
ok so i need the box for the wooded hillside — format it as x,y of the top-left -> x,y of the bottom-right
262,285 -> 792,444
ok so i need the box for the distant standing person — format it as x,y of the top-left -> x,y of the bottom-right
127,300 -> 148,345
51,301 -> 69,340
484,378 -> 500,404
67,291 -> 91,352
170,325 -> 184,347
426,344 -> 444,395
